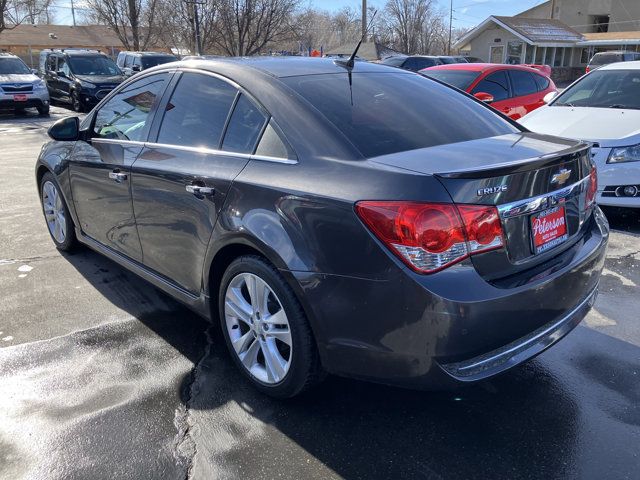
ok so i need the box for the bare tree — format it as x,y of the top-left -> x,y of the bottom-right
1,0 -> 50,33
155,0 -> 220,54
214,0 -> 299,56
382,0 -> 446,55
87,0 -> 160,50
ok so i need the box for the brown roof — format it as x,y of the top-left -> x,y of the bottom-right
494,16 -> 583,43
582,31 -> 640,41
0,24 -> 124,48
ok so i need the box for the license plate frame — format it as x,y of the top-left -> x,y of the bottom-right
13,94 -> 28,102
530,206 -> 568,254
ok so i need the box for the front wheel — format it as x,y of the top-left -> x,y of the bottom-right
71,91 -> 83,113
219,255 -> 323,398
40,172 -> 77,251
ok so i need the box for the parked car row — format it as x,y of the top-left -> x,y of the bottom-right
37,56 -> 608,397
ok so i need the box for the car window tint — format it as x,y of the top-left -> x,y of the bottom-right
124,55 -> 133,68
157,72 -> 237,149
403,57 -> 437,71
221,94 -> 268,154
421,70 -> 480,90
57,57 -> 70,76
381,56 -> 406,67
255,121 -> 296,160
47,55 -> 57,72
510,70 -> 538,97
283,72 -> 518,158
133,57 -> 141,67
471,71 -> 509,101
533,74 -> 550,91
93,73 -> 169,141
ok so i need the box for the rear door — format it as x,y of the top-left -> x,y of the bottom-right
131,71 -> 268,293
68,72 -> 171,260
506,69 -> 544,119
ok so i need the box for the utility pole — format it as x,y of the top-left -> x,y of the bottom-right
70,0 -> 77,26
362,0 -> 367,43
184,0 -> 204,55
448,0 -> 453,55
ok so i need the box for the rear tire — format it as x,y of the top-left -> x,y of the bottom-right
40,172 -> 77,251
218,255 -> 323,398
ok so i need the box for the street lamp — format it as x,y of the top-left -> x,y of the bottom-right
183,0 -> 205,56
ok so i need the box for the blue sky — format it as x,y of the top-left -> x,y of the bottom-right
51,0 -> 548,29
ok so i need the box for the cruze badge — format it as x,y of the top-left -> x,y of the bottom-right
477,185 -> 507,196
551,168 -> 571,185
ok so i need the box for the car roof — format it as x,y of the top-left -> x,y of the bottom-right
599,60 -> 640,70
0,52 -> 19,58
424,63 -> 543,73
172,56 -> 402,78
126,51 -> 175,56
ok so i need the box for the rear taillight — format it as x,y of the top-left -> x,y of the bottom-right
355,201 -> 504,274
585,66 -> 591,73
586,166 -> 598,207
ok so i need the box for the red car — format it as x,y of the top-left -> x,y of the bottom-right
420,63 -> 557,120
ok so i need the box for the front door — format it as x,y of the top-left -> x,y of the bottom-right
131,71 -> 268,293
69,72 -> 171,261
490,46 -> 504,64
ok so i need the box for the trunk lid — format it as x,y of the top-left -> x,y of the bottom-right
369,133 -> 594,280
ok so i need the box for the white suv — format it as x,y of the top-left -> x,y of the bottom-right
0,53 -> 50,115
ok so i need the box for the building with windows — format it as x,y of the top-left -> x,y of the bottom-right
454,0 -> 640,82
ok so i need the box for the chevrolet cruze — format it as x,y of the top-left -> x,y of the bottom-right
36,58 -> 608,397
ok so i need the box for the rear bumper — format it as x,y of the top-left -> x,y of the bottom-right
289,207 -> 609,389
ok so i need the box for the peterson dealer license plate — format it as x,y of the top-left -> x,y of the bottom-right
531,206 -> 568,254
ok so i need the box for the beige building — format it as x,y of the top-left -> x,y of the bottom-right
455,0 -> 640,81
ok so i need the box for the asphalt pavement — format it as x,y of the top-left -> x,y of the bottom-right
0,106 -> 639,480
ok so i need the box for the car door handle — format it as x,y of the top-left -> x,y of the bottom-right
186,185 -> 215,196
108,171 -> 128,183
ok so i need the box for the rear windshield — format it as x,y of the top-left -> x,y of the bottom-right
283,72 -> 518,158
0,58 -> 31,74
590,53 -> 623,66
421,70 -> 480,90
141,56 -> 176,68
553,69 -> 640,109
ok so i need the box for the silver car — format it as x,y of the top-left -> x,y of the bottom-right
0,53 -> 50,115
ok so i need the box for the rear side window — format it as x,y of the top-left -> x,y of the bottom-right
403,57 -> 438,71
93,73 -> 169,141
157,72 -> 237,149
510,70 -> 538,97
255,121 -> 296,160
471,71 -> 510,101
222,94 -> 268,154
533,73 -> 550,91
283,72 -> 518,158
124,55 -> 134,68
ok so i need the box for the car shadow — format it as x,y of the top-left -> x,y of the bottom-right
60,243 -> 640,479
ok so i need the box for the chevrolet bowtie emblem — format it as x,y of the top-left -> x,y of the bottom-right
551,168 -> 571,185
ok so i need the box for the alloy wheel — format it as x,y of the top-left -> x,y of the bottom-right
224,273 -> 292,384
42,180 -> 66,244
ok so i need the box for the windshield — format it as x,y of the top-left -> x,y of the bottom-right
590,53 -> 622,66
68,56 -> 121,76
141,56 -> 176,68
283,72 -> 518,158
553,69 -> 640,109
421,70 -> 480,91
0,58 -> 31,75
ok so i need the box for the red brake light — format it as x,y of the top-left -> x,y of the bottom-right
586,66 -> 591,73
586,166 -> 597,207
355,202 -> 504,274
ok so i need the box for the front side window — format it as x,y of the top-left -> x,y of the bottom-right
284,72 -> 518,158
221,94 -> 267,154
57,57 -> 70,76
157,72 -> 237,149
533,73 -> 550,91
553,69 -> 640,109
510,70 -> 538,97
124,55 -> 134,68
421,70 -> 480,91
141,56 -> 176,69
69,56 -> 121,76
93,73 -> 169,141
471,71 -> 510,101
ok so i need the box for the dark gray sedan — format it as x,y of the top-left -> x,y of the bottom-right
36,58 -> 608,397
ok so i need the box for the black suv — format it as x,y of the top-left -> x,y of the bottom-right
40,49 -> 125,112
116,51 -> 177,77
380,55 -> 443,71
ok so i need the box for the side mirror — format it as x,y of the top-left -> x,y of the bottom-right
48,117 -> 80,141
57,70 -> 67,78
543,91 -> 558,104
474,91 -> 494,104
132,65 -> 141,72
31,68 -> 38,75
